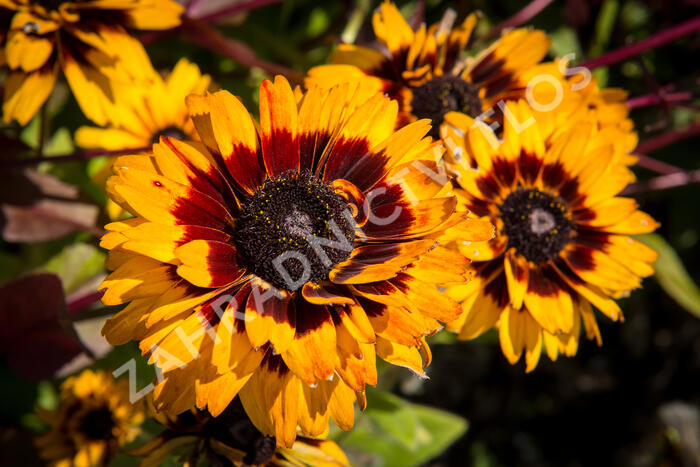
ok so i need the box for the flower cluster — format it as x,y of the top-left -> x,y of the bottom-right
1,0 -> 671,465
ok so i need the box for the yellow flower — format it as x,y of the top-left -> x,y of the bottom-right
130,396 -> 350,466
307,1 -> 561,137
76,58 -> 211,151
98,76 -> 493,446
0,0 -> 183,126
75,57 -> 213,219
35,369 -> 145,467
440,100 -> 658,371
441,72 -> 639,172
563,74 -> 639,166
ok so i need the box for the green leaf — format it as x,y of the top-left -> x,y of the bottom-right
36,380 -> 59,410
37,242 -> 106,295
428,329 -> 458,345
365,390 -> 420,447
638,233 -> 700,318
587,0 -> 619,87
620,0 -> 650,30
411,403 -> 468,457
0,251 -> 24,286
341,389 -> 467,467
592,67 -> 609,88
43,127 -> 75,156
549,27 -> 582,59
21,381 -> 58,430
19,114 -> 40,149
307,7 -> 330,36
0,364 -> 39,420
19,124 -> 74,155
110,453 -> 142,467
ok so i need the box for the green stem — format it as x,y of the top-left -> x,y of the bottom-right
37,103 -> 49,157
341,0 -> 371,44
588,0 -> 620,58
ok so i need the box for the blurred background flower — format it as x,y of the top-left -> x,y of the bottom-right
34,369 -> 144,466
0,0 -> 183,125
129,395 -> 349,466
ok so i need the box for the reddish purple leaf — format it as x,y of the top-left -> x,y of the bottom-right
0,169 -> 99,242
0,273 -> 83,380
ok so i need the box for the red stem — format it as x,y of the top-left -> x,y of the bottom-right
140,0 -> 284,45
634,154 -> 684,175
197,0 -> 283,22
583,16 -> 700,70
66,290 -> 105,315
489,0 -> 556,38
181,17 -> 304,85
626,91 -> 696,109
623,169 -> 700,195
409,0 -> 426,29
636,122 -> 700,155
2,146 -> 150,168
139,29 -> 176,46
185,0 -> 208,17
628,121 -> 700,192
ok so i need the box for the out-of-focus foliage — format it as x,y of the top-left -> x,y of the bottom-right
639,233 -> 700,317
338,389 -> 467,467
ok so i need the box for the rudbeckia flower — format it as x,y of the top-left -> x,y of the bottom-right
75,57 -> 212,219
0,0 -> 183,126
562,74 -> 639,166
130,396 -> 349,466
442,72 -> 639,173
76,57 -> 211,152
440,100 -> 658,371
35,369 -> 145,467
98,76 -> 493,446
306,1 -> 561,137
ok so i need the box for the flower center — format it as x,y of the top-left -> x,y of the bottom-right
233,170 -> 355,291
29,0 -> 68,15
38,0 -> 64,9
21,21 -> 40,34
499,188 -> 573,264
152,126 -> 187,143
80,407 -> 115,441
411,75 -> 483,137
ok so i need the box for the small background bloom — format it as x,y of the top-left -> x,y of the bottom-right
34,369 -> 145,467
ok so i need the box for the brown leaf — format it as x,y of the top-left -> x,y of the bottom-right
2,201 -> 99,242
0,169 -> 99,242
